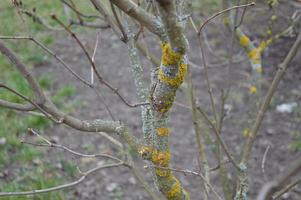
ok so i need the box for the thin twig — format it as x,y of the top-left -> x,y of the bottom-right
235,1 -> 249,28
23,128 -> 123,163
126,153 -> 161,200
261,145 -> 271,181
189,16 -> 219,125
0,36 -> 92,87
91,32 -> 101,85
174,101 -> 192,110
97,132 -> 123,148
19,9 -> 63,31
110,1 -> 128,42
209,159 -> 231,172
240,27 -> 301,164
60,0 -> 102,19
0,162 -> 124,197
273,178 -> 301,200
0,83 -> 61,123
92,87 -> 116,121
197,106 -> 240,170
0,99 -> 35,111
69,20 -> 110,29
186,72 -> 211,199
0,42 -> 46,103
198,2 -> 255,33
51,14 -> 149,108
257,160 -> 301,200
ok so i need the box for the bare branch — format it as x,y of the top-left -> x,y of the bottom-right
240,27 -> 301,164
257,160 -> 301,200
261,145 -> 271,181
0,162 -> 124,197
0,99 -> 35,111
145,164 -> 224,200
109,0 -> 164,37
22,128 -> 124,163
51,14 -> 149,108
110,1 -> 128,41
273,178 -> 301,200
156,0 -> 187,52
19,9 -> 63,31
196,106 -> 240,170
0,36 -> 92,87
0,83 -> 61,123
60,0 -> 102,19
90,0 -> 123,38
0,40 -> 142,151
191,16 -> 219,127
0,42 -> 46,104
198,2 -> 255,33
69,20 -> 110,29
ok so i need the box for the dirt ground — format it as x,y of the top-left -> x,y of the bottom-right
31,4 -> 301,200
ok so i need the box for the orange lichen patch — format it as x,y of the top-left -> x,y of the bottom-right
165,178 -> 182,199
161,42 -> 182,66
158,62 -> 187,87
152,150 -> 171,166
139,146 -> 153,159
239,35 -> 250,47
156,127 -> 169,137
249,85 -> 257,94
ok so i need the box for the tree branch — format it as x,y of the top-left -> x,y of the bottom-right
256,160 -> 301,200
0,162 -> 124,197
0,41 -> 46,104
240,26 -> 301,164
109,0 -> 164,37
23,128 -> 123,163
0,99 -> 35,111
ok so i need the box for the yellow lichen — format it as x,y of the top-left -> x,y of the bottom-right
139,146 -> 153,159
258,38 -> 273,53
251,58 -> 261,64
243,128 -> 250,138
157,127 -> 169,137
183,189 -> 190,200
159,107 -> 170,114
239,35 -> 250,47
256,66 -> 263,73
249,85 -> 257,94
223,17 -> 230,25
155,168 -> 171,177
161,42 -> 182,66
158,62 -> 187,87
166,178 -> 182,199
152,150 -> 171,166
248,48 -> 260,61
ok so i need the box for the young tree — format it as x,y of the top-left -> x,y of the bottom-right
0,1 -> 300,200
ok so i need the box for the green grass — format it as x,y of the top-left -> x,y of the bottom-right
52,85 -> 76,106
0,1 -> 88,199
192,0 -> 220,15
